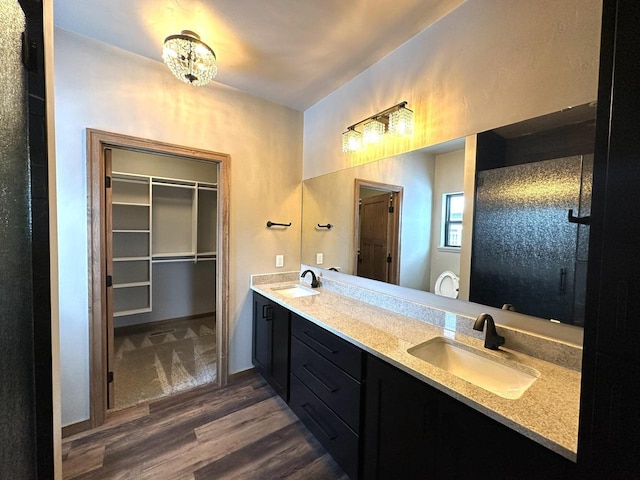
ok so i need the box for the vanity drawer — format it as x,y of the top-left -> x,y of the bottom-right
291,336 -> 362,431
292,314 -> 363,381
289,374 -> 360,480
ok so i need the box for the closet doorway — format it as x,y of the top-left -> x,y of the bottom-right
88,130 -> 229,428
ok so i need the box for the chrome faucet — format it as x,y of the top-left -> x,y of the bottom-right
301,269 -> 320,288
473,313 -> 505,350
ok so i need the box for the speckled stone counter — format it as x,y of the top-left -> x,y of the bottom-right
251,275 -> 581,462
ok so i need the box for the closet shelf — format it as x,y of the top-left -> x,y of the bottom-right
113,281 -> 151,289
112,201 -> 150,207
152,252 -> 195,258
111,167 -> 217,318
113,256 -> 151,262
112,171 -> 149,182
152,181 -> 196,190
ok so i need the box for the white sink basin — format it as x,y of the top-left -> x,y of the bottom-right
273,284 -> 319,298
407,337 -> 539,400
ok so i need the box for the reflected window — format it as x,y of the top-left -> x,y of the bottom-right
443,192 -> 463,248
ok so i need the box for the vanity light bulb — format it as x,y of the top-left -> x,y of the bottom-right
362,119 -> 386,146
388,106 -> 414,136
342,129 -> 362,153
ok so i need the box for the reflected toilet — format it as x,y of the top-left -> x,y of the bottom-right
435,271 -> 460,298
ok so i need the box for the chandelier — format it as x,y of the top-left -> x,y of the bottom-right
162,30 -> 217,86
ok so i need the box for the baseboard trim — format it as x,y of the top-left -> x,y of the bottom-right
228,368 -> 257,385
62,419 -> 93,439
114,312 -> 215,336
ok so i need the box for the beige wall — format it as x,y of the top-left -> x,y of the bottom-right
429,149 -> 465,291
301,149 -> 435,289
54,29 -> 302,426
303,0 -> 601,179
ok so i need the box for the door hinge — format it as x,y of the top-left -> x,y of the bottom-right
107,371 -> 114,383
106,275 -> 113,287
105,175 -> 112,188
387,254 -> 392,263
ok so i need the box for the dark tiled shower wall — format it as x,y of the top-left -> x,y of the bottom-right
0,0 -> 54,478
23,0 -> 54,477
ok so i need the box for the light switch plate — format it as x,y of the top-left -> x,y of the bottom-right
275,254 -> 284,268
316,253 -> 323,265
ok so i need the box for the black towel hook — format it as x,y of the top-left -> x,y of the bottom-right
266,221 -> 292,228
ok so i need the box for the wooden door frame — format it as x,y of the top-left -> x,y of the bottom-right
353,179 -> 403,285
87,128 -> 230,429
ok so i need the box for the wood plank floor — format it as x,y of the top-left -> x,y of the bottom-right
62,371 -> 348,479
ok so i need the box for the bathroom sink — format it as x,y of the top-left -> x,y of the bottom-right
273,284 -> 319,298
407,337 -> 539,399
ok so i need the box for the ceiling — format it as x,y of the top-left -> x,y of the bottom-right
53,0 -> 465,111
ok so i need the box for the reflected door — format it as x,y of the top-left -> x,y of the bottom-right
358,193 -> 393,282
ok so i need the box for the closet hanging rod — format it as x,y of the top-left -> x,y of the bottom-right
317,223 -> 333,229
266,221 -> 292,228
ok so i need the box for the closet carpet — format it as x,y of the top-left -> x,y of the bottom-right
113,315 -> 217,410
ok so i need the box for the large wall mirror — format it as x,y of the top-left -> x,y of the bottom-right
301,103 -> 596,328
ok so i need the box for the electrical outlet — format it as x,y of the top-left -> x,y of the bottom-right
275,254 -> 284,268
316,253 -> 323,265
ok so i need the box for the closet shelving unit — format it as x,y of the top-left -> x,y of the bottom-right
111,171 -> 217,317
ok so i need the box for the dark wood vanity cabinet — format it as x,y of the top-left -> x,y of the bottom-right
252,295 -> 574,479
363,355 -> 439,479
363,354 -> 573,480
437,393 -> 573,479
288,314 -> 365,480
252,292 -> 290,401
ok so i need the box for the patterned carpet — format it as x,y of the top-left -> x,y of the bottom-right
113,316 -> 217,410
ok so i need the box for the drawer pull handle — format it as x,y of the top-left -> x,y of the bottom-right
262,305 -> 273,321
301,403 -> 337,440
303,331 -> 337,354
302,364 -> 339,393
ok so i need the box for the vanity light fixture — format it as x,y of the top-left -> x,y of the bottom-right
342,128 -> 362,153
362,118 -> 386,146
388,104 -> 414,136
341,101 -> 414,153
162,30 -> 217,86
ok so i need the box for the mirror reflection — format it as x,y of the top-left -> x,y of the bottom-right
301,104 -> 596,326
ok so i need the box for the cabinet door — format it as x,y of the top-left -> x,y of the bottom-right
252,293 -> 272,377
270,301 -> 290,401
252,292 -> 290,401
363,355 -> 439,480
437,394 -> 571,479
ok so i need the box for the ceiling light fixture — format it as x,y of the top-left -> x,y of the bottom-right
342,102 -> 414,153
162,30 -> 217,86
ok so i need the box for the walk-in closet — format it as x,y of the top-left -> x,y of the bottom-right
107,148 -> 218,410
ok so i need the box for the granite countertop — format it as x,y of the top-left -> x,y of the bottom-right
251,280 -> 581,462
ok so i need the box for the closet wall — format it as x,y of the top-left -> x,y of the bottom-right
111,149 -> 217,328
